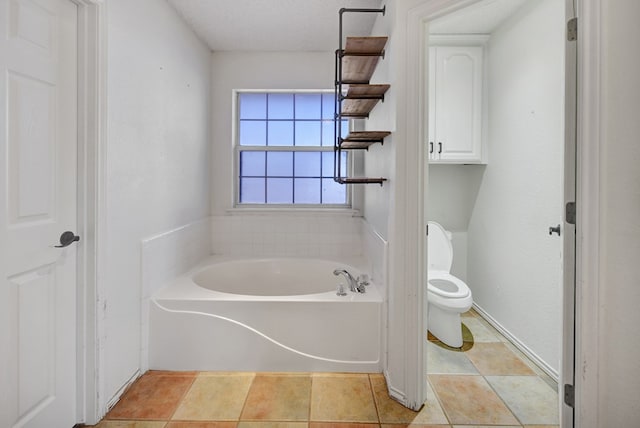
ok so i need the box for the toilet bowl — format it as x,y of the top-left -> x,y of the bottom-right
427,221 -> 473,348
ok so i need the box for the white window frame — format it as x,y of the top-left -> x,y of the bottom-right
232,89 -> 352,209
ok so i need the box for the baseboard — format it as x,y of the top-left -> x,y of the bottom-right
383,369 -> 406,405
472,303 -> 559,382
105,369 -> 141,413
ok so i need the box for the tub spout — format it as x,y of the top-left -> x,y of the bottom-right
333,268 -> 364,293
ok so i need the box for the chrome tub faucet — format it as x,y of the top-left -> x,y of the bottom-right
333,268 -> 366,293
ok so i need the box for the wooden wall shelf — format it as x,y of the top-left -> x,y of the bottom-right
341,37 -> 388,84
339,131 -> 391,149
337,177 -> 387,185
333,8 -> 390,185
341,84 -> 390,117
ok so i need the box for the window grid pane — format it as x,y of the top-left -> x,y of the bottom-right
237,91 -> 348,205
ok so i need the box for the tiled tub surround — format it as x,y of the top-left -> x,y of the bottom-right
149,255 -> 382,373
100,309 -> 559,428
211,213 -> 364,258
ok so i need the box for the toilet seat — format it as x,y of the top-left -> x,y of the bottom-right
426,221 -> 473,313
428,272 -> 470,299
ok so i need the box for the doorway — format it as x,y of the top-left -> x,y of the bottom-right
421,0 -> 572,425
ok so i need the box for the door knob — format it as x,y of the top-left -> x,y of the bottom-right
55,231 -> 80,248
548,225 -> 561,236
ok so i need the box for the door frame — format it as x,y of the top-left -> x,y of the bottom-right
562,0 -> 578,425
401,0 -> 601,425
73,0 -> 106,425
570,0 -> 601,426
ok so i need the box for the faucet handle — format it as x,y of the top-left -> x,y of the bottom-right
357,274 -> 370,286
336,283 -> 347,296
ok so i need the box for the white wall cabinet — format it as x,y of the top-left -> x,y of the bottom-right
428,44 -> 485,163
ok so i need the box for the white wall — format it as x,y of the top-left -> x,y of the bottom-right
364,5 -> 396,239
427,165 -> 485,281
597,0 -> 640,423
363,0 -> 403,395
103,0 -> 211,407
466,0 -> 564,375
210,51 -> 336,214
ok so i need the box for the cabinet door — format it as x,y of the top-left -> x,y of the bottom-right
431,46 -> 483,163
428,47 -> 436,160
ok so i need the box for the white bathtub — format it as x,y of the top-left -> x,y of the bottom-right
148,256 -> 382,372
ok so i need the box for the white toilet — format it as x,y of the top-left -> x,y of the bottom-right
427,221 -> 473,348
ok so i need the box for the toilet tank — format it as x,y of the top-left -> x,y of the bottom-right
428,221 -> 453,272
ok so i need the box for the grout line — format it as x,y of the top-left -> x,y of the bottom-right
166,372 -> 198,422
237,372 -> 257,422
307,372 -> 314,423
426,374 -> 454,426
481,372 -> 525,427
367,374 -> 381,424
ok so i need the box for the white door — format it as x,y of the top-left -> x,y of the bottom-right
0,0 -> 79,427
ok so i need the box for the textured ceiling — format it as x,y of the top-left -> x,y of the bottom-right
167,0 -> 384,52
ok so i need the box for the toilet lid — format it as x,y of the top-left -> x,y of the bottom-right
428,221 -> 453,271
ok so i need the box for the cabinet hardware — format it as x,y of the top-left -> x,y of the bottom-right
429,142 -> 433,154
438,142 -> 442,154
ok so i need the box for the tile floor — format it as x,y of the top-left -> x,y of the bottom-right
91,310 -> 559,428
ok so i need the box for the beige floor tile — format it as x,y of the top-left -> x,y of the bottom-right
429,375 -> 519,426
311,424 -> 380,428
426,342 -> 479,375
310,374 -> 378,422
381,425 -> 451,428
167,423 -> 238,428
464,343 -> 536,376
500,341 -> 558,382
486,376 -> 559,425
106,373 -> 196,420
451,426 -> 520,428
370,375 -> 447,425
241,373 -> 311,421
172,373 -> 254,421
198,372 -> 257,377
461,318 -> 502,343
146,371 -> 199,377
239,423 -> 308,428
465,316 -> 509,342
522,426 -> 559,428
94,422 -> 167,428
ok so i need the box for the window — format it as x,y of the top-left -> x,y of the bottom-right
235,91 -> 349,206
